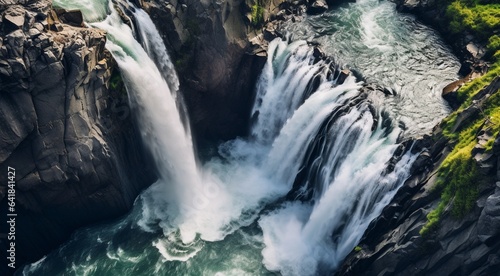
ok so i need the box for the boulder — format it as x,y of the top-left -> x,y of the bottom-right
3,12 -> 25,32
55,9 -> 84,27
337,68 -> 351,84
307,0 -> 328,15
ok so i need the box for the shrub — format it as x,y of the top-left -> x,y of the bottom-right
446,1 -> 500,39
251,1 -> 265,26
487,35 -> 500,52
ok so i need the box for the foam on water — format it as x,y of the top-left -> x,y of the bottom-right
25,0 -> 460,274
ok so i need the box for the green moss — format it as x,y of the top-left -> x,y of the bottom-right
488,35 -> 500,52
446,1 -> 500,39
251,1 -> 265,27
420,201 -> 446,236
422,57 -> 500,237
420,140 -> 478,236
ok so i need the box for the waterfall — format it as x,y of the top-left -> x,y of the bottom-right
253,39 -> 418,275
24,0 -> 460,274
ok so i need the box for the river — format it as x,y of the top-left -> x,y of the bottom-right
22,0 -> 459,275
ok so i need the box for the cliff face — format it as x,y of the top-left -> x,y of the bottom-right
0,0 -> 156,265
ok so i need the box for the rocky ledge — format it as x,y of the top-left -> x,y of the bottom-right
0,0 -> 156,268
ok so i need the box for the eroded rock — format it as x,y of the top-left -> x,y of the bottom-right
0,0 -> 156,266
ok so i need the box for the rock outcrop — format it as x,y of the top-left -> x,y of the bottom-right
338,77 -> 500,275
0,0 -> 156,268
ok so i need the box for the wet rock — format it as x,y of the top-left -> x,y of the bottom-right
307,0 -> 328,15
0,0 -> 156,266
337,68 -> 351,84
55,9 -> 84,27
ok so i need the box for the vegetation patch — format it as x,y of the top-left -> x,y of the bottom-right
446,1 -> 500,40
420,129 -> 479,236
251,0 -> 265,27
421,53 -> 500,236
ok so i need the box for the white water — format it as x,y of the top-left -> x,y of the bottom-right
25,0 -> 459,274
284,0 -> 460,136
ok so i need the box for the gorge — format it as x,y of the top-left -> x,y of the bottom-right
1,0 -> 499,275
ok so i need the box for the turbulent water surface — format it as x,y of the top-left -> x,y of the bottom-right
23,0 -> 460,275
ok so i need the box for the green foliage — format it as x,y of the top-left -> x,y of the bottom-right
446,1 -> 500,39
420,201 -> 446,236
487,35 -> 500,52
422,57 -> 500,237
452,58 -> 500,106
354,246 -> 362,252
251,1 -> 265,26
420,140 -> 478,236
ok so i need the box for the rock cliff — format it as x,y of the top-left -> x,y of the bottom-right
0,0 -> 156,267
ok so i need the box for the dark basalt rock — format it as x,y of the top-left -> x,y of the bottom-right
307,0 -> 328,15
55,9 -> 84,27
0,0 -> 156,271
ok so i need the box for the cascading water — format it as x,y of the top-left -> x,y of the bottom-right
23,0 -> 460,275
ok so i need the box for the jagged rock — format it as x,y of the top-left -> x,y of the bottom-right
466,42 -> 486,60
0,0 -> 156,267
3,12 -> 25,32
55,9 -> 84,27
307,0 -> 328,15
337,68 -> 351,84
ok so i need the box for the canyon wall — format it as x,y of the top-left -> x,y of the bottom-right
0,0 -> 156,266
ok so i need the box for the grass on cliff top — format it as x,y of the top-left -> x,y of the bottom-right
420,53 -> 500,237
419,132 -> 479,236
446,1 -> 500,40
251,0 -> 265,26
441,52 -> 500,137
457,56 -> 500,105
